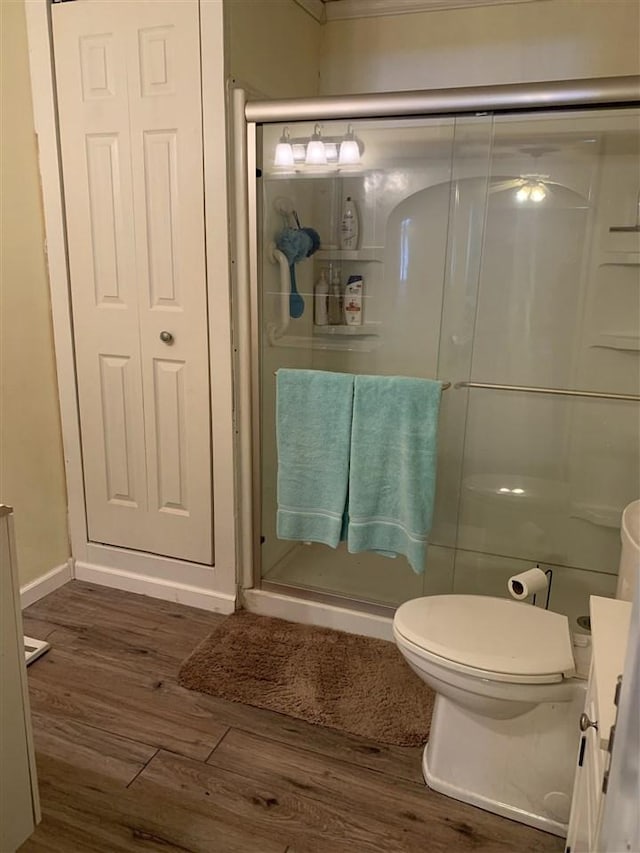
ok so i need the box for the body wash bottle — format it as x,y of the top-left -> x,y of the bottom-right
340,196 -> 359,250
314,269 -> 329,326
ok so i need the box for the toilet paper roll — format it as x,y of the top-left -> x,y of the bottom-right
508,567 -> 548,600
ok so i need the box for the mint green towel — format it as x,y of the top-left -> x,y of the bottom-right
347,375 -> 442,574
277,369 -> 354,547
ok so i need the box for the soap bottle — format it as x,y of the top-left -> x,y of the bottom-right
340,196 -> 359,250
314,269 -> 329,326
328,270 -> 343,325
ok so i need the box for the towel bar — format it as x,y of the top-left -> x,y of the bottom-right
273,370 -> 451,390
270,375 -> 639,401
454,381 -> 640,402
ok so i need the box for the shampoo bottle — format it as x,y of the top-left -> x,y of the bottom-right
340,196 -> 359,250
314,269 -> 329,326
344,275 -> 364,326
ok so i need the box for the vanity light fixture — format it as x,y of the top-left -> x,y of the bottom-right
273,124 -> 364,172
305,124 -> 327,166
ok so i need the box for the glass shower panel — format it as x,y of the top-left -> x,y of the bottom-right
455,108 -> 640,620
258,115 -> 488,607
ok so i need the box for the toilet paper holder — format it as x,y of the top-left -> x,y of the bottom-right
509,566 -> 553,610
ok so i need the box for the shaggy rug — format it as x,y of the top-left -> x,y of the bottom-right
178,611 -> 434,747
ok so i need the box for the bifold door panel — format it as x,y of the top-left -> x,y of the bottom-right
53,0 -> 213,564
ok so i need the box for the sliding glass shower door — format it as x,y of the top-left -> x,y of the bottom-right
258,114 -> 479,608
255,106 -> 640,622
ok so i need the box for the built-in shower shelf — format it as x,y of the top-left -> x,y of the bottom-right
269,332 -> 381,352
314,248 -> 384,263
590,332 -> 640,352
313,324 -> 381,337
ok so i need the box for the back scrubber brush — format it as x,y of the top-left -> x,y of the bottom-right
275,210 -> 320,319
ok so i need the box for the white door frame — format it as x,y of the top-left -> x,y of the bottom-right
24,0 -> 238,613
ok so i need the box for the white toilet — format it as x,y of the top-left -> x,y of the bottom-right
393,503 -> 640,837
393,595 -> 582,835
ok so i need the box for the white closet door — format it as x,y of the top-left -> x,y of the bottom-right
126,2 -> 213,564
53,1 -> 213,564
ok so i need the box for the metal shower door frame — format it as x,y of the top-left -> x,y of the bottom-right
238,75 -> 640,595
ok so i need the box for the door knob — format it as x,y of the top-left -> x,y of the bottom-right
159,331 -> 174,344
579,712 -> 598,732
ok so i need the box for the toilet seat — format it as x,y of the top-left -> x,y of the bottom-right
393,595 -> 575,684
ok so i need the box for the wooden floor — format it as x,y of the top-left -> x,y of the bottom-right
20,582 -> 563,853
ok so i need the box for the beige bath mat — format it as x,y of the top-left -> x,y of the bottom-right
178,611 -> 434,747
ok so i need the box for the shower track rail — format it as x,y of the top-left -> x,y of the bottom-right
454,381 -> 640,402
245,75 -> 640,123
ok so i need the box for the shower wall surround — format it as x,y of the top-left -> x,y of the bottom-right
255,107 -> 640,627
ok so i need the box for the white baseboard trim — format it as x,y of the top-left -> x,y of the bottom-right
242,588 -> 393,641
20,560 -> 73,609
74,561 -> 237,614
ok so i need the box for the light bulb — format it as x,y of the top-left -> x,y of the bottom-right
305,124 -> 327,166
274,127 -> 294,168
530,183 -> 547,203
516,185 -> 530,203
339,125 -> 361,166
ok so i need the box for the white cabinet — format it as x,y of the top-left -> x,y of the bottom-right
0,506 -> 40,852
566,596 -> 632,853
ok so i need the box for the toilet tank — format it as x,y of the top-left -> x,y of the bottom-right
616,499 -> 640,601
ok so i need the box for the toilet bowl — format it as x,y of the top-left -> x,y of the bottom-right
393,594 -> 584,837
617,498 -> 640,601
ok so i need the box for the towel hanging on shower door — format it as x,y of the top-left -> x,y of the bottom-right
274,369 -> 442,573
276,368 -> 354,547
347,374 -> 442,574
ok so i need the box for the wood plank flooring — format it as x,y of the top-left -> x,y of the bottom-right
20,581 -> 563,853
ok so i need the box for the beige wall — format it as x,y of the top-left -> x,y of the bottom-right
319,0 -> 640,94
0,0 -> 70,585
225,0 -> 321,97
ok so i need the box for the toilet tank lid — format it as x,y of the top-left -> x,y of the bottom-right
394,595 -> 575,678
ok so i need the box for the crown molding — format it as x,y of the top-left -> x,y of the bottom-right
322,0 -> 547,22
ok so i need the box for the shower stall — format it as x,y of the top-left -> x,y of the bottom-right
239,79 -> 640,633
